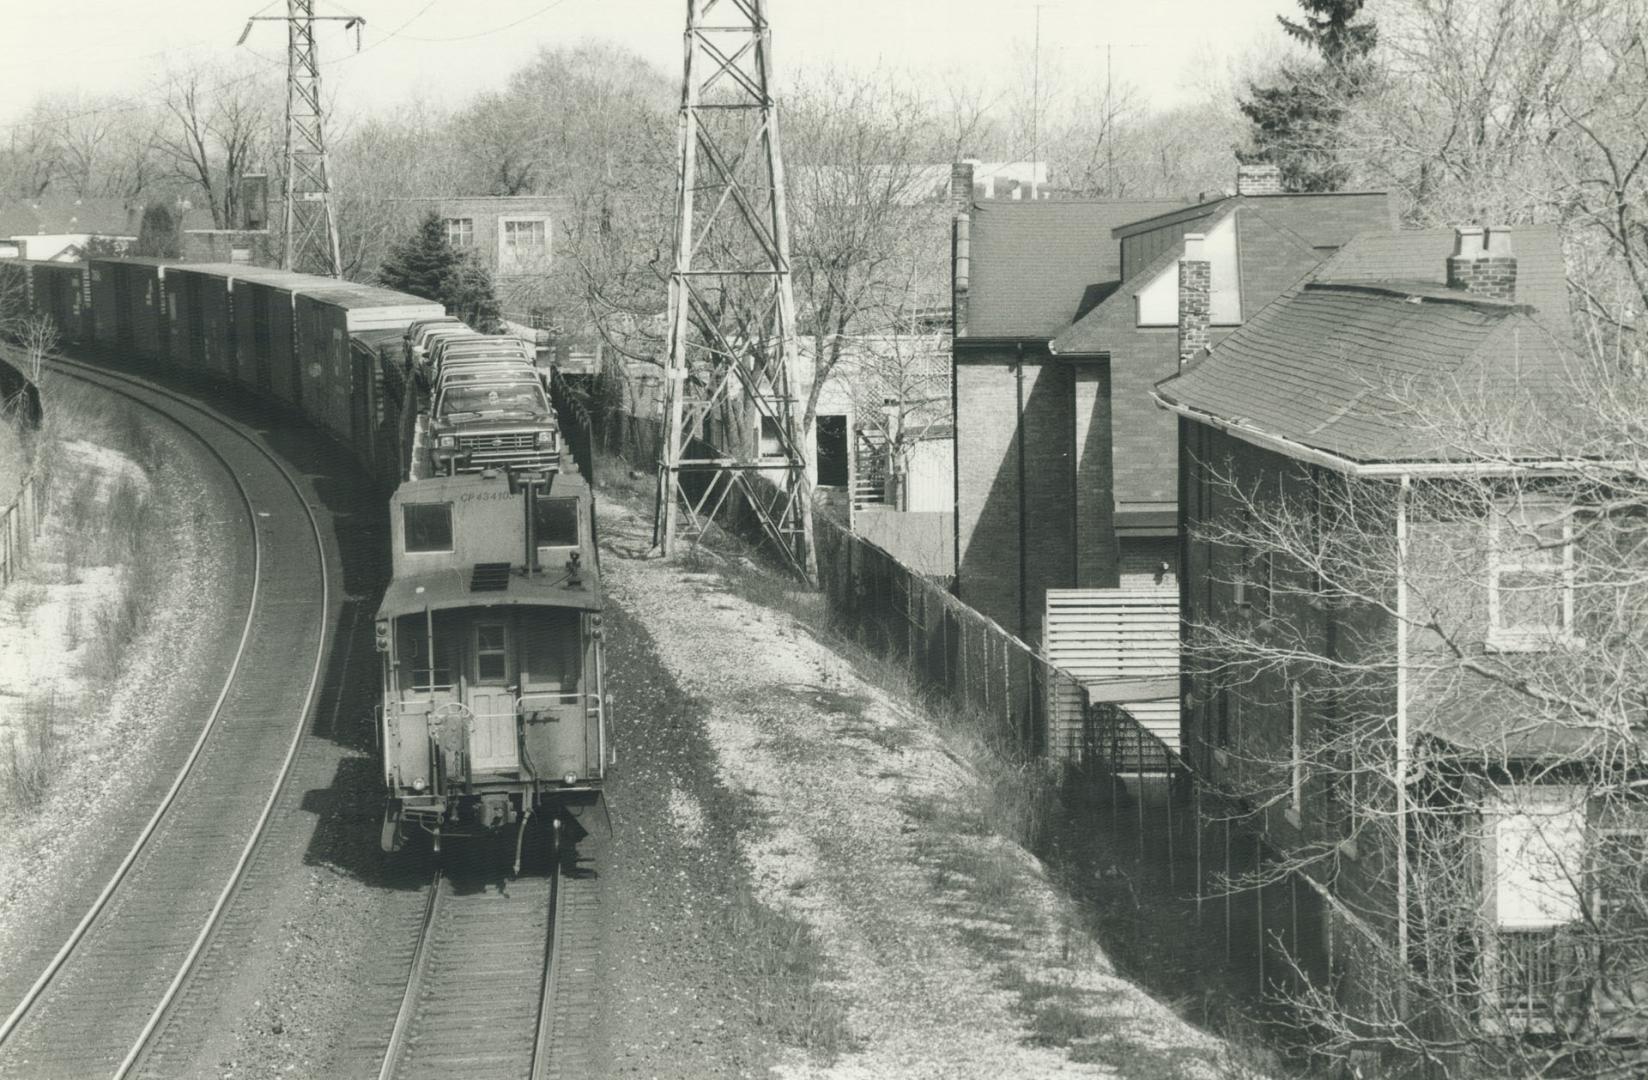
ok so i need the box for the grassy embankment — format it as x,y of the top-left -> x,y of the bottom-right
594,452 -> 1278,1076
2,376 -> 166,811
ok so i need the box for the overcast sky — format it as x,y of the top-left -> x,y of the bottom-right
1,0 -> 1300,128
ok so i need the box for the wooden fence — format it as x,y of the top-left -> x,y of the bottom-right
1,473 -> 46,589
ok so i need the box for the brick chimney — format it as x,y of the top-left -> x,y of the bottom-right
951,162 -> 973,337
1447,225 -> 1517,302
950,161 -> 975,213
1236,163 -> 1283,196
1178,233 -> 1211,367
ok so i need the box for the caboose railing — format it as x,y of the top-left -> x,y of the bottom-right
518,689 -> 606,781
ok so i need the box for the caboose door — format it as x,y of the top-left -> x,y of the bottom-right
468,622 -> 520,773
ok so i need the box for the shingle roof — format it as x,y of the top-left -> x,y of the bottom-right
0,197 -> 214,238
965,198 -> 1186,338
1050,198 -> 1394,357
1156,225 -> 1581,465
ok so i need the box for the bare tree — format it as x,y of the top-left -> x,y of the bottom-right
1186,354 -> 1648,1077
155,60 -> 278,229
0,112 -> 64,198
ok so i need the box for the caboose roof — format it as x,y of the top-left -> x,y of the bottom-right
379,566 -> 602,617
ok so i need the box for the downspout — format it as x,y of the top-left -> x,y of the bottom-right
950,202 -> 969,597
1395,472 -> 1410,1013
1016,343 -> 1028,640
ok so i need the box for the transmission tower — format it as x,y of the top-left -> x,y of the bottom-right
240,2 -> 361,276
656,0 -> 814,578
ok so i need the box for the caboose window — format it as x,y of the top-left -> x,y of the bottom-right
403,502 -> 453,552
475,623 -> 509,682
535,497 -> 579,547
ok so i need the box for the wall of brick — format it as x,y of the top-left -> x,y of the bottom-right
1446,256 -> 1518,301
1019,360 -> 1075,642
955,353 -> 1026,634
1073,364 -> 1118,587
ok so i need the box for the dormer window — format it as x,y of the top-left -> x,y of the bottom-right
1487,499 -> 1577,651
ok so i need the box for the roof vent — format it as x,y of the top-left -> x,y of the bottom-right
469,562 -> 511,591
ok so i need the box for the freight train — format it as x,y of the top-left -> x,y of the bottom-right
0,256 -> 610,862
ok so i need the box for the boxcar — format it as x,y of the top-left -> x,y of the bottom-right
87,257 -> 174,363
221,267 -> 297,396
164,264 -> 240,381
28,262 -> 89,344
294,283 -> 443,446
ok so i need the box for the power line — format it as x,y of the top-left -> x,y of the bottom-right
386,0 -> 571,44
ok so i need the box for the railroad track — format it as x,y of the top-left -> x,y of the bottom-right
378,826 -> 565,1080
0,357 -> 330,1079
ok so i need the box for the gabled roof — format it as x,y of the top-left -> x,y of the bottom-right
1111,191 -> 1395,246
1050,200 -> 1325,356
965,198 -> 1186,339
1155,226 -> 1579,466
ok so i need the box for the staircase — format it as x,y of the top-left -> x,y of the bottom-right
853,428 -> 889,512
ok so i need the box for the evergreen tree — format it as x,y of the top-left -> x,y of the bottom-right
1238,0 -> 1376,192
379,211 -> 504,331
132,201 -> 184,258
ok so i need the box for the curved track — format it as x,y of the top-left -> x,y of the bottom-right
0,358 -> 330,1079
379,835 -> 564,1080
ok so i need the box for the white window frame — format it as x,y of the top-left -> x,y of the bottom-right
1487,498 -> 1578,652
445,217 -> 474,248
498,216 -> 551,269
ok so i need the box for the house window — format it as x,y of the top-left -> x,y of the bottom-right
502,218 -> 549,264
1487,499 -> 1576,650
445,218 -> 474,248
1486,786 -> 1589,1020
758,416 -> 784,459
403,502 -> 453,552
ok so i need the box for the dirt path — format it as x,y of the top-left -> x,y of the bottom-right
597,491 -> 1238,1079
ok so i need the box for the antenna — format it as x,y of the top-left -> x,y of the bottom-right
240,1 -> 363,276
656,0 -> 815,579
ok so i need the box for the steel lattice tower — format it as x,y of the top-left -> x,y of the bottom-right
279,0 -> 347,276
656,0 -> 814,578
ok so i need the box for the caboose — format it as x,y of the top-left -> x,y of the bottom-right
375,465 -> 608,861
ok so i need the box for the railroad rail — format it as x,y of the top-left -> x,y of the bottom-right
378,825 -> 565,1080
0,357 -> 330,1078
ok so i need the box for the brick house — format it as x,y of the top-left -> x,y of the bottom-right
1152,225 -> 1648,1045
951,163 -> 1395,643
407,195 -> 570,317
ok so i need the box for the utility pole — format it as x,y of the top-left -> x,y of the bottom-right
238,2 -> 362,276
656,0 -> 814,579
